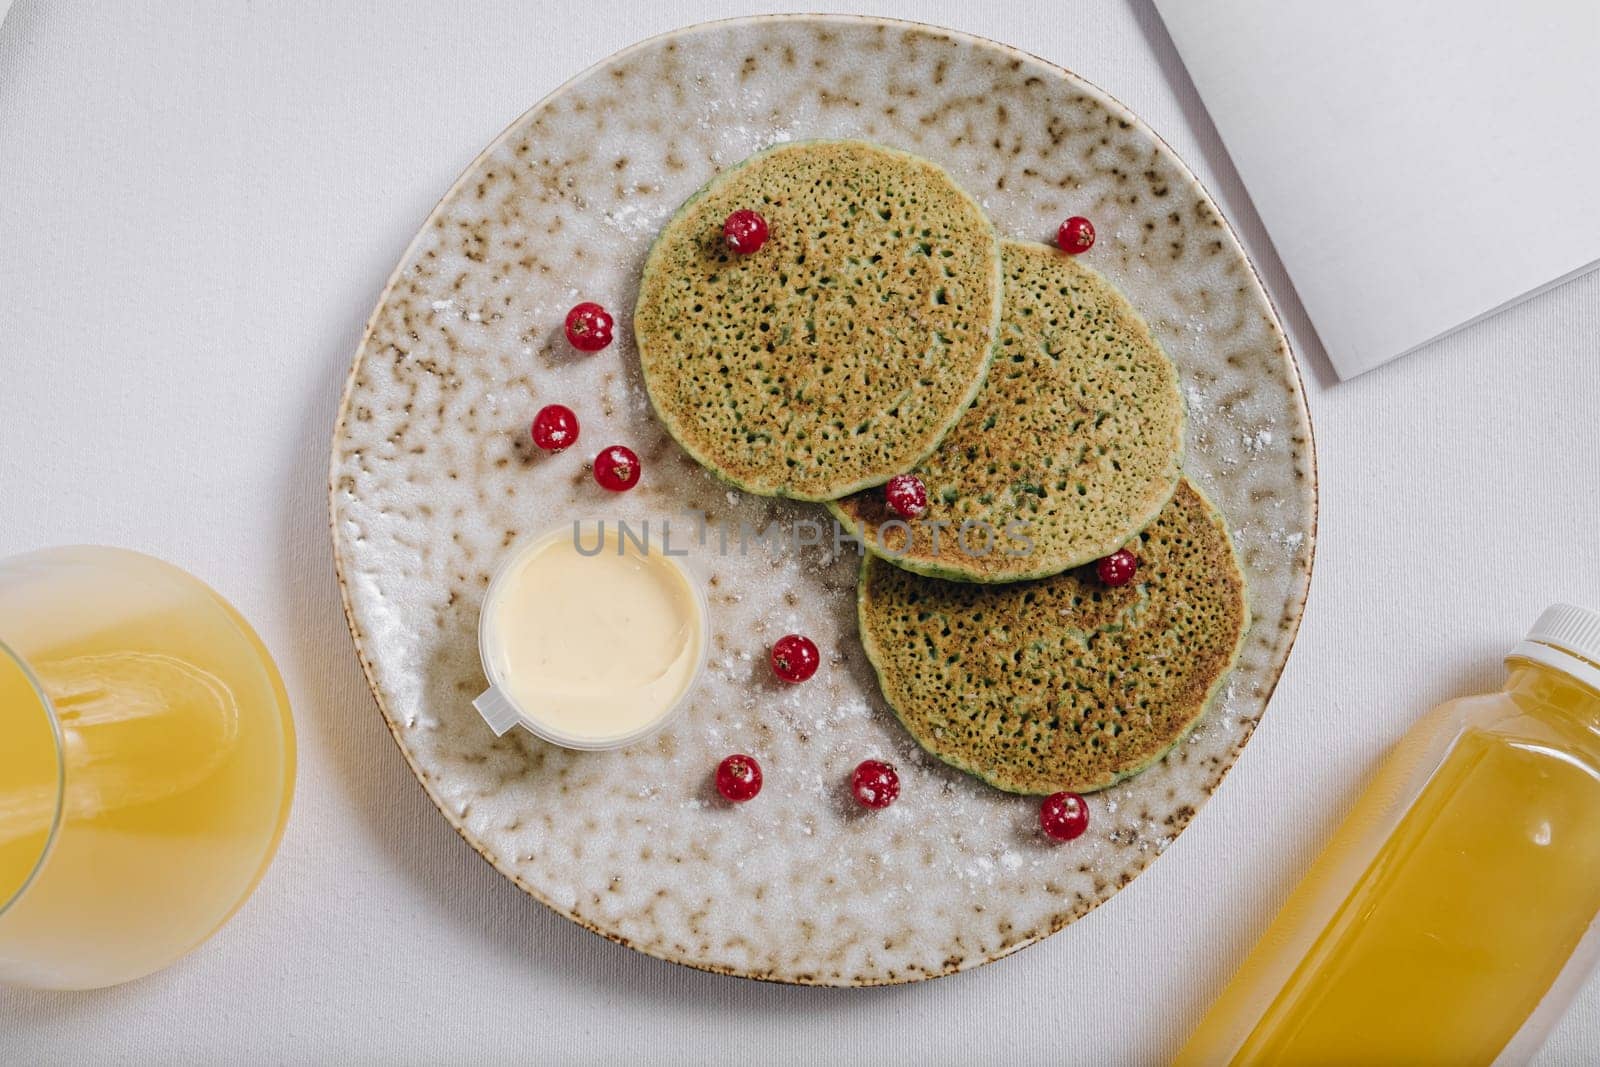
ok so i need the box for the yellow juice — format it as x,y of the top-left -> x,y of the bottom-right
0,547 -> 294,989
1179,626 -> 1600,1065
0,653 -> 59,906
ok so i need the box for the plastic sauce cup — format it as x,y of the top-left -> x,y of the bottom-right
472,522 -> 710,750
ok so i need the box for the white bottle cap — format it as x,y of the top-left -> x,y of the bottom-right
1508,603 -> 1600,693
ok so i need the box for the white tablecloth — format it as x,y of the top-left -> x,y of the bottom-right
2,2 -> 1597,1062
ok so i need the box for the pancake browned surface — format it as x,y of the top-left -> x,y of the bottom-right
831,240 -> 1182,581
858,479 -> 1248,795
634,140 -> 1001,501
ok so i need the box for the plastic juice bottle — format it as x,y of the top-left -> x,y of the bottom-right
1178,604 -> 1600,1065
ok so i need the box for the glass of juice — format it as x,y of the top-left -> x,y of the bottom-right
0,546 -> 295,990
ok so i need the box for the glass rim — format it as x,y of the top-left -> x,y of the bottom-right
0,635 -> 65,920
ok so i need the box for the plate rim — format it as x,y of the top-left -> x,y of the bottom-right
326,11 -> 1319,986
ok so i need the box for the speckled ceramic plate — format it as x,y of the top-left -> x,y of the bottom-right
330,14 -> 1316,986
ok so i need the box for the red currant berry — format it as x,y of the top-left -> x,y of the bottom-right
852,760 -> 900,809
592,444 -> 640,492
770,634 -> 819,683
1096,549 -> 1138,587
884,474 -> 928,520
564,302 -> 614,352
1057,216 -> 1096,255
1040,791 -> 1090,841
530,404 -> 579,452
715,754 -> 762,802
723,209 -> 769,254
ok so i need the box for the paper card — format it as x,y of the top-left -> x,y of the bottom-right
1154,0 -> 1600,378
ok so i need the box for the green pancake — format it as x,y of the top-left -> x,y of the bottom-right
634,140 -> 1001,501
858,479 -> 1248,795
830,239 -> 1183,582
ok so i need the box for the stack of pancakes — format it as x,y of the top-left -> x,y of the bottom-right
635,140 -> 1248,794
